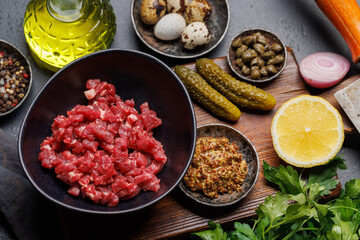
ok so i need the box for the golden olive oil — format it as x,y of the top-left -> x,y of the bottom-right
23,0 -> 116,72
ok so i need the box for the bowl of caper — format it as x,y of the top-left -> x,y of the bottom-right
227,29 -> 287,83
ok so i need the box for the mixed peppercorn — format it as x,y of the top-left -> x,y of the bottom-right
183,137 -> 248,198
0,50 -> 30,113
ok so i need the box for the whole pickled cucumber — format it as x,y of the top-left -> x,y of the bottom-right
174,66 -> 241,121
196,58 -> 276,111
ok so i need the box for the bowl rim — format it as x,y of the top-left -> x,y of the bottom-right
227,28 -> 287,83
0,39 -> 33,117
18,48 -> 197,214
130,0 -> 230,59
179,123 -> 260,207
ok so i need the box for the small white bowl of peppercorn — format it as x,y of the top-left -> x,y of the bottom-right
227,29 -> 287,83
0,39 -> 32,116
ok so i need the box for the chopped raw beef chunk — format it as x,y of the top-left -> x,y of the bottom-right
38,79 -> 166,207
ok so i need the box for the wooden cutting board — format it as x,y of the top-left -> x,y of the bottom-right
58,48 -> 357,240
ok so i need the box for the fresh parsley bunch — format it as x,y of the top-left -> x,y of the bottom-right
192,157 -> 360,240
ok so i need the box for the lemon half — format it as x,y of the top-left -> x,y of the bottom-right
271,95 -> 344,168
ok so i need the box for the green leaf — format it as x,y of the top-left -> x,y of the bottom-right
344,179 -> 360,199
333,216 -> 359,240
326,225 -> 342,240
192,230 -> 214,240
308,157 -> 346,184
332,197 -> 356,222
316,179 -> 339,196
192,222 -> 227,240
263,161 -> 279,184
232,222 -> 258,240
257,193 -> 290,224
290,193 -> 307,205
326,198 -> 360,240
230,232 -> 255,240
353,199 -> 360,209
255,218 -> 269,240
281,203 -> 313,225
312,200 -> 335,234
352,213 -> 360,235
308,156 -> 346,196
312,201 -> 330,217
308,183 -> 325,201
263,161 -> 305,195
213,224 -> 227,240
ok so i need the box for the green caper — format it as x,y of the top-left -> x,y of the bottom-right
235,48 -> 242,58
242,50 -> 253,63
267,58 -> 275,66
262,51 -> 275,60
253,43 -> 265,55
242,65 -> 251,75
232,37 -> 243,48
273,55 -> 285,65
249,49 -> 258,57
251,57 -> 265,67
250,69 -> 261,80
267,65 -> 278,75
260,66 -> 268,77
242,35 -> 255,46
251,66 -> 259,72
255,33 -> 267,45
235,58 -> 243,67
254,32 -> 261,38
271,43 -> 283,53
258,58 -> 265,67
236,45 -> 248,58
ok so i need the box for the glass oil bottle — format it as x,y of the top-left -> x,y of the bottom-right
23,0 -> 116,72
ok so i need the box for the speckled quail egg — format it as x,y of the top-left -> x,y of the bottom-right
167,0 -> 188,14
181,22 -> 211,49
154,13 -> 187,40
140,0 -> 166,25
185,0 -> 212,24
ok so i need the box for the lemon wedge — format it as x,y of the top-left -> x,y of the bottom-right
271,95 -> 344,168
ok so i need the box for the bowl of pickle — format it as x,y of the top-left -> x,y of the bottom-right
227,29 -> 287,83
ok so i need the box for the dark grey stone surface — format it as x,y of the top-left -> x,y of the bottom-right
0,0 -> 360,239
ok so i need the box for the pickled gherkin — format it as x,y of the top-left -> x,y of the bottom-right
196,58 -> 276,111
174,66 -> 241,121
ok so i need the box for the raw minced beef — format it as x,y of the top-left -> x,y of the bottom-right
38,79 -> 167,207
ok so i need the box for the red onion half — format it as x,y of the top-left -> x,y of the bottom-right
299,52 -> 350,89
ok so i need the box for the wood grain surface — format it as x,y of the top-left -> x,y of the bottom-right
58,48 -> 357,240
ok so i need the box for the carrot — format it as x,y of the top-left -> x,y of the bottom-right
316,0 -> 360,63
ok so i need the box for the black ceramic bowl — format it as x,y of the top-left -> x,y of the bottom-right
18,49 -> 196,214
131,0 -> 230,58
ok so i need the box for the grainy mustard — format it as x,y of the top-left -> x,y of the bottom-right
183,136 -> 248,198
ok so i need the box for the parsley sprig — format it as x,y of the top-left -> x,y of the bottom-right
192,157 -> 360,240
